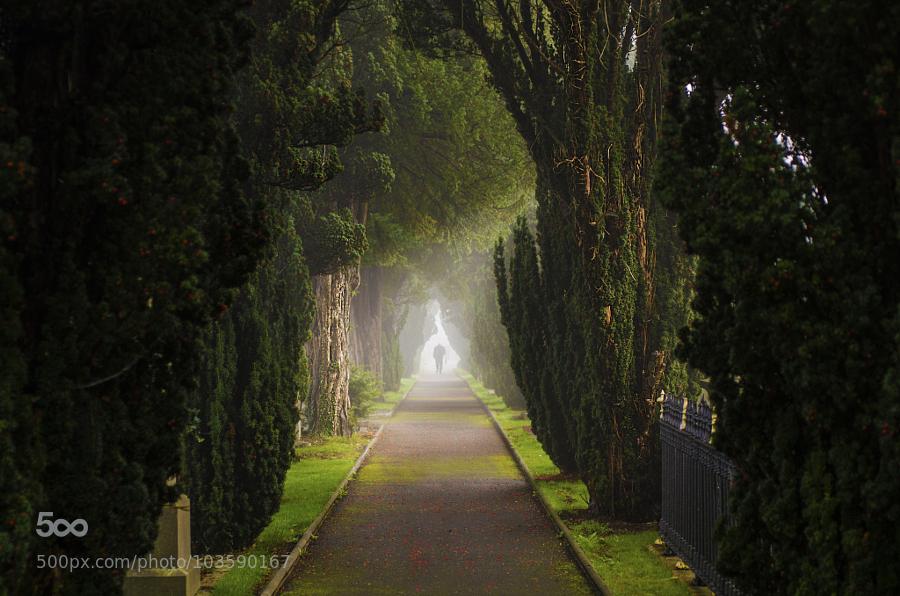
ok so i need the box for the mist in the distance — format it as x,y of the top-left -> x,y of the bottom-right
419,303 -> 461,374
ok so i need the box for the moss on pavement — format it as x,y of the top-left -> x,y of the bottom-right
460,371 -> 697,596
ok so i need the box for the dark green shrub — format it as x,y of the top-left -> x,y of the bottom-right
660,1 -> 900,593
187,217 -> 313,554
495,217 -> 578,473
0,0 -> 376,589
0,2 -> 257,592
467,258 -> 525,409
349,366 -> 382,425
404,0 -> 694,520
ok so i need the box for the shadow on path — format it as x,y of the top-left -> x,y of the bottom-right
279,374 -> 592,595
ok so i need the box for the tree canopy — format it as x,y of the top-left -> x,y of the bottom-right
405,0 -> 695,520
1,1 -> 896,593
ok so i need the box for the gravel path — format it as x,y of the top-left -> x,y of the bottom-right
279,374 -> 593,595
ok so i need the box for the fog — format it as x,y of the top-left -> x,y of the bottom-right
418,302 -> 461,374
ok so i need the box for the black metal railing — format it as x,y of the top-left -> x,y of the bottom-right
659,393 -> 742,596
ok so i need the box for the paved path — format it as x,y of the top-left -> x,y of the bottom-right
280,375 -> 592,595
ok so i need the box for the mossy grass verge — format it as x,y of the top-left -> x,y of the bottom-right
459,371 -> 701,596
202,378 -> 415,595
369,376 -> 416,415
198,435 -> 369,595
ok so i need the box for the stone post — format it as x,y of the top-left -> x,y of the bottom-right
123,492 -> 199,596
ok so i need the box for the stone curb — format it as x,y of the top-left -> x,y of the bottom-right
464,377 -> 612,596
257,381 -> 415,596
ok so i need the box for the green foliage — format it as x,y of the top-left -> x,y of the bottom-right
233,0 -> 381,275
0,1 -> 259,592
300,209 -> 369,276
365,213 -> 412,269
413,0 -> 694,520
467,267 -> 523,408
0,54 -> 34,592
361,44 -> 533,250
659,1 -> 900,593
331,0 -> 532,259
381,304 -> 405,392
186,315 -> 237,551
186,0 -> 376,556
233,0 -> 382,197
348,366 -> 382,424
187,216 -> 313,554
495,218 -> 578,472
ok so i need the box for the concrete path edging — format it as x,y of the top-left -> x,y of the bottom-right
258,383 -> 415,596
465,377 -> 612,596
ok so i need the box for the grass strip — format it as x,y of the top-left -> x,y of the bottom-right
205,378 -> 415,595
369,376 -> 416,415
203,436 -> 369,595
459,371 -> 695,596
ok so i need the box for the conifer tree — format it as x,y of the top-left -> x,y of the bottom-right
316,0 -> 531,408
468,255 -> 524,409
0,1 -> 258,591
186,0 -> 378,548
496,218 -> 578,469
659,1 -> 899,592
408,0 -> 694,518
0,52 -> 34,592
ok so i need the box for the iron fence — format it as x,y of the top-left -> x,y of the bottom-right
659,393 -> 742,596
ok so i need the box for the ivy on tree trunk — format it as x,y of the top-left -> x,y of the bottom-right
409,0 -> 695,519
307,267 -> 358,437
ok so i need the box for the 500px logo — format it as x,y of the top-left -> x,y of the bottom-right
35,512 -> 89,538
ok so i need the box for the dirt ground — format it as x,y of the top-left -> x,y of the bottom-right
279,375 -> 593,595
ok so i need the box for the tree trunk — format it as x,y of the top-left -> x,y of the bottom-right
305,266 -> 358,437
380,286 -> 409,392
349,266 -> 383,382
398,302 -> 427,376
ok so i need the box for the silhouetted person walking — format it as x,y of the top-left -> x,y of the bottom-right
433,344 -> 447,374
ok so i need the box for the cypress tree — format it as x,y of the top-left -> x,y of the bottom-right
0,1 -> 258,592
660,1 -> 899,593
381,286 -> 407,392
185,0 -> 377,551
405,0 -> 695,518
468,255 -> 525,409
0,52 -> 35,592
186,316 -> 238,551
496,218 -> 578,471
187,215 -> 314,553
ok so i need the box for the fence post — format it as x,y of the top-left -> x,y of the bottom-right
659,393 -> 742,596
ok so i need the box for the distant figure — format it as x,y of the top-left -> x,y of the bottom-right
433,344 -> 447,374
